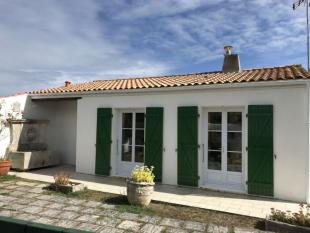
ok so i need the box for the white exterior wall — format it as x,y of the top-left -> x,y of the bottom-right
0,94 -> 77,165
0,94 -> 28,157
24,100 -> 77,165
76,85 -> 309,202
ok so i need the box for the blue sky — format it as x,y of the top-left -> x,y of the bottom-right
0,0 -> 307,95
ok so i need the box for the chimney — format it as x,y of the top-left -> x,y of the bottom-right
222,45 -> 241,73
65,81 -> 72,87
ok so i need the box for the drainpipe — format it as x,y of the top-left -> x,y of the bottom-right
307,83 -> 310,203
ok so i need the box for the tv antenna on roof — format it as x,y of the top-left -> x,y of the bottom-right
293,0 -> 310,71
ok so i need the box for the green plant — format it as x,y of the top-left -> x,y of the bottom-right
0,155 -> 10,161
269,204 -> 310,227
53,172 -> 71,185
129,166 -> 155,183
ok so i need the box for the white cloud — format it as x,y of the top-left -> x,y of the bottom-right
0,0 -> 308,95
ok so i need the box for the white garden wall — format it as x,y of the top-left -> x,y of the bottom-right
76,84 -> 309,203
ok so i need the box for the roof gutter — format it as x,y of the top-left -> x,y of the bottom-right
30,79 -> 310,100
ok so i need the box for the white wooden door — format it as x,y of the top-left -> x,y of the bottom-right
203,110 -> 244,192
117,111 -> 145,177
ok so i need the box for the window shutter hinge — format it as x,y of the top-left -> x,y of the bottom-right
246,181 -> 248,185
246,147 -> 248,151
246,113 -> 248,118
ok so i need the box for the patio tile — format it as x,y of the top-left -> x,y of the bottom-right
165,228 -> 189,233
75,222 -> 102,232
22,193 -> 40,199
5,185 -> 19,190
40,209 -> 62,218
76,214 -> 100,223
234,227 -> 259,233
32,200 -> 51,207
0,209 -> 16,217
63,205 -> 82,212
96,216 -> 122,227
29,188 -> 45,194
48,202 -> 67,209
23,206 -> 44,214
98,226 -> 124,233
14,198 -> 33,205
119,212 -> 140,221
5,203 -> 26,211
36,194 -> 55,201
160,218 -> 184,228
80,207 -> 101,215
54,219 -> 81,228
140,215 -> 162,224
15,181 -> 38,187
206,224 -> 229,233
83,200 -> 102,208
33,217 -> 57,225
140,223 -> 165,233
118,220 -> 142,231
98,209 -> 119,218
9,191 -> 26,197
0,195 -> 18,202
15,213 -> 37,221
58,211 -> 80,220
184,221 -> 206,232
66,198 -> 86,205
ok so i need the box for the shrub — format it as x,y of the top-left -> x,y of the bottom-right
129,166 -> 155,184
0,155 -> 10,161
269,204 -> 310,227
53,172 -> 71,185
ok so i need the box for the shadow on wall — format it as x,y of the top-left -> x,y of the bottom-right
0,94 -> 78,168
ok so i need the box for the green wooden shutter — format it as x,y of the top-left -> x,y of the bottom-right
95,108 -> 112,176
247,105 -> 273,196
177,106 -> 199,186
145,107 -> 164,182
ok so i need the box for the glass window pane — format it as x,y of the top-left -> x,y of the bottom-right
136,113 -> 145,129
228,112 -> 242,131
122,113 -> 132,128
208,132 -> 222,150
135,129 -> 144,146
227,132 -> 242,152
135,146 -> 144,163
122,145 -> 132,161
122,129 -> 132,145
227,152 -> 242,172
208,112 -> 222,130
208,151 -> 221,170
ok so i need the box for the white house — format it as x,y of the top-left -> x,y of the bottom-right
2,48 -> 310,203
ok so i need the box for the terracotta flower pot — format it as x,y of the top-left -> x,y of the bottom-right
127,180 -> 154,206
0,160 -> 11,176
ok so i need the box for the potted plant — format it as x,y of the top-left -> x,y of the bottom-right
0,155 -> 11,176
127,166 -> 155,206
49,172 -> 86,193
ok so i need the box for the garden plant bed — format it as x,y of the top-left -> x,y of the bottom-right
48,181 -> 85,193
265,219 -> 310,233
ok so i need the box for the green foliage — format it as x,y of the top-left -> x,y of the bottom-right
269,204 -> 310,227
0,175 -> 16,182
0,155 -> 10,161
129,166 -> 155,184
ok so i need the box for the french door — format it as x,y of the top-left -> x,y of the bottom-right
203,110 -> 244,192
117,111 -> 145,177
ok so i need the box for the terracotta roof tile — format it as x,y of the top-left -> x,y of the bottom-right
30,64 -> 310,95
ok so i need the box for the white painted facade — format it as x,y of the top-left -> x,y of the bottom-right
0,95 -> 77,166
1,81 -> 309,203
75,83 -> 309,203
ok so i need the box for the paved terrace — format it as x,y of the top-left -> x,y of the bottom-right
9,165 -> 301,219
0,180 -> 271,233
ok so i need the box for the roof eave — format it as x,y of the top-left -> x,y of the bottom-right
29,79 -> 310,100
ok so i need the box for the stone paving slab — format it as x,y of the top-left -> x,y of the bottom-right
0,180 -> 273,233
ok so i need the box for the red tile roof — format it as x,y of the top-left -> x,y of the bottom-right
30,64 -> 310,95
